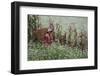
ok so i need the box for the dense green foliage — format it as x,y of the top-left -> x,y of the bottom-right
28,42 -> 88,61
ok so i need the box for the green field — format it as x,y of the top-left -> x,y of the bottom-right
28,41 -> 88,61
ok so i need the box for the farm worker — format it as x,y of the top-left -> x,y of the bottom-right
43,28 -> 53,47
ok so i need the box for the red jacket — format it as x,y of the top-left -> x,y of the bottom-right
43,32 -> 53,44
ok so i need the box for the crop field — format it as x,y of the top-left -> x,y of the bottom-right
28,41 -> 88,61
28,15 -> 88,61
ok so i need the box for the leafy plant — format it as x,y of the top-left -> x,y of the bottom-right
28,42 -> 88,61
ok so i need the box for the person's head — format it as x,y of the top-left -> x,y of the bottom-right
48,28 -> 52,33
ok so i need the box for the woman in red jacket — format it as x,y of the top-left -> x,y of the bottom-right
43,28 -> 53,48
